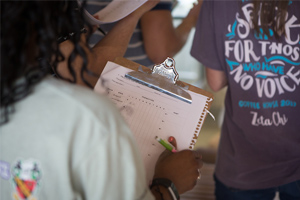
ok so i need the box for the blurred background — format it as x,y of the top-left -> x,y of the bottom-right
171,2 -> 281,200
172,0 -> 225,154
171,1 -> 226,199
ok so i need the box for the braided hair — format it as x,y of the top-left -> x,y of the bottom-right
0,0 -> 92,124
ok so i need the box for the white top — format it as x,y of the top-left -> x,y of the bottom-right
0,76 -> 154,200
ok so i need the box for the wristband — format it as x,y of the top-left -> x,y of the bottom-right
150,178 -> 179,200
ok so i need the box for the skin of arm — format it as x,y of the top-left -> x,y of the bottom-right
56,0 -> 159,87
91,1 -> 160,76
56,2 -> 203,199
205,67 -> 228,92
140,0 -> 202,64
151,137 -> 203,200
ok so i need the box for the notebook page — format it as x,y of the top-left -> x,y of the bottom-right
94,61 -> 208,182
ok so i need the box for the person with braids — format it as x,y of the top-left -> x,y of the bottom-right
191,0 -> 300,199
0,1 -> 204,200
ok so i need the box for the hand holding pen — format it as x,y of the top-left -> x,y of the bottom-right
155,136 -> 177,153
152,136 -> 203,195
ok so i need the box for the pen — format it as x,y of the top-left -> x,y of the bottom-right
155,136 -> 177,153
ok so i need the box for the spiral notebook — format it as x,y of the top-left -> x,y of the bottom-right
94,57 -> 214,182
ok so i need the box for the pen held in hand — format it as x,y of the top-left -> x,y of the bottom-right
155,136 -> 177,153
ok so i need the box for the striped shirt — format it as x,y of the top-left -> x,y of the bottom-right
86,0 -> 174,68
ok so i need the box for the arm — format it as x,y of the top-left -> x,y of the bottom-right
151,137 -> 203,199
205,67 -> 228,92
56,0 -> 159,87
91,0 -> 160,77
140,0 -> 203,64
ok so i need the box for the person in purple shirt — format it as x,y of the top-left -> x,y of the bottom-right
191,0 -> 300,199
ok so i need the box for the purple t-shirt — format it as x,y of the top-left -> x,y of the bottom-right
191,0 -> 300,190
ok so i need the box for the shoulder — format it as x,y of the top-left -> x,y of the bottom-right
40,76 -> 124,125
42,76 -> 110,105
38,77 -> 134,155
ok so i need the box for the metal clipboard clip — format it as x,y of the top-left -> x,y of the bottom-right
125,57 -> 192,104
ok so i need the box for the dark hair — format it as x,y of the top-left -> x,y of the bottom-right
252,0 -> 289,39
0,0 -> 91,124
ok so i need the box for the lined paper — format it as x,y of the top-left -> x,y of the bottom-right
94,61 -> 209,182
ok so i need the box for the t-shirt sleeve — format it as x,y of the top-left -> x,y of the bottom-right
190,1 -> 223,71
74,127 -> 153,200
70,96 -> 154,200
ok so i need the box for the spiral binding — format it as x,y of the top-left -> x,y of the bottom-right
189,97 -> 214,149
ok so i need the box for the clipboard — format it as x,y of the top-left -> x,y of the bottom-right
125,57 -> 192,104
94,57 -> 214,183
114,57 -> 213,103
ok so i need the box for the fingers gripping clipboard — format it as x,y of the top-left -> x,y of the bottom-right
94,57 -> 214,182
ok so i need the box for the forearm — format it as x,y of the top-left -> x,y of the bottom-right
90,0 -> 160,80
91,14 -> 140,78
56,1 -> 159,87
206,67 -> 228,92
55,18 -> 139,88
140,11 -> 179,63
150,15 -> 195,60
141,13 -> 197,64
171,14 -> 197,54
